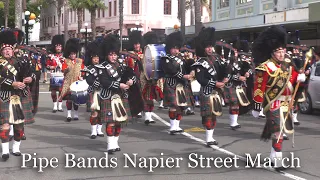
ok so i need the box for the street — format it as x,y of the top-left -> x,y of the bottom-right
0,83 -> 319,180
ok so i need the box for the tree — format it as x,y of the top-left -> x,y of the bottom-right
4,0 -> 9,27
180,0 -> 186,38
83,0 -> 107,40
119,0 -> 123,50
15,0 -> 22,29
194,0 -> 202,36
68,0 -> 86,37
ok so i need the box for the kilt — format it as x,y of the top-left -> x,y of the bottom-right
86,92 -> 93,112
100,95 -> 132,123
199,93 -> 212,117
163,79 -> 192,108
49,85 -> 62,92
185,82 -> 195,107
261,108 -> 281,141
21,93 -> 35,125
0,100 -> 10,125
223,85 -> 238,105
31,74 -> 40,114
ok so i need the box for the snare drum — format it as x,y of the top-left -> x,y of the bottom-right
70,80 -> 89,105
143,44 -> 166,80
50,72 -> 64,87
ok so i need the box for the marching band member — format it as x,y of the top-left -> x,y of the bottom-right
140,31 -> 163,124
192,27 -> 227,146
96,34 -> 136,154
0,30 -> 30,160
30,52 -> 42,115
224,38 -> 253,130
286,31 -> 311,126
84,40 -> 104,139
46,35 -> 65,113
59,38 -> 84,122
251,25 -> 306,171
160,31 -> 193,135
126,30 -> 144,118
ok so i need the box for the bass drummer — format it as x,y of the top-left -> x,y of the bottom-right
46,35 -> 65,113
140,31 -> 164,125
59,38 -> 84,122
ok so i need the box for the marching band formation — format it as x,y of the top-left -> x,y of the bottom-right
0,25 -> 317,171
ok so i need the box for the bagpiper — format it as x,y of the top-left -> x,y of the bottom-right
84,40 -> 104,139
46,35 -> 65,112
59,38 -> 84,122
96,34 -> 136,154
160,31 -> 193,135
251,25 -> 307,171
0,30 -> 31,160
192,27 -> 227,146
126,30 -> 144,118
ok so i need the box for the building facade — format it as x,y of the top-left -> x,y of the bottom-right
166,0 -> 320,46
39,0 -> 210,42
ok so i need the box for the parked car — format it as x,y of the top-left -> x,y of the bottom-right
299,61 -> 320,114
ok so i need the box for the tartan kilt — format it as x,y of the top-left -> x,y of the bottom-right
86,92 -> 93,112
0,100 -> 11,125
49,85 -> 62,92
31,79 -> 40,114
163,79 -> 192,108
223,85 -> 238,105
100,95 -> 132,123
21,93 -> 35,125
199,93 -> 212,117
185,82 -> 195,107
261,108 -> 281,141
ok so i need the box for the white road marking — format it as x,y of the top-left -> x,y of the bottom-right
151,112 -> 307,180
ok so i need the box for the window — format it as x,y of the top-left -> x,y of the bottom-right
237,0 -> 252,5
109,2 -> 112,17
315,65 -> 320,76
132,0 -> 139,14
218,0 -> 229,9
114,0 -> 117,16
164,0 -> 171,15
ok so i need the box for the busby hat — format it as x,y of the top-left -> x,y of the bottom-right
51,34 -> 64,53
87,40 -> 101,58
0,30 -> 17,50
129,30 -> 143,48
143,31 -> 159,45
252,25 -> 287,65
100,34 -> 120,58
63,38 -> 80,58
164,31 -> 184,54
195,27 -> 215,57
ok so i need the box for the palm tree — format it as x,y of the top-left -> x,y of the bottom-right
4,0 -> 9,28
83,0 -> 107,40
119,0 -> 124,51
15,0 -> 22,29
57,0 -> 64,35
185,0 -> 211,25
68,0 -> 86,37
194,0 -> 202,36
180,0 -> 186,38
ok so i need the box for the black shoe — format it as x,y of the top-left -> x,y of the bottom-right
137,114 -> 142,118
176,129 -> 184,133
169,130 -> 176,135
90,135 -> 97,139
207,141 -> 218,146
115,148 -> 121,152
149,120 -> 156,124
2,154 -> 9,161
52,109 -> 57,113
108,150 -> 114,154
73,117 -> 79,121
97,134 -> 104,137
58,109 -> 64,112
294,122 -> 300,126
66,117 -> 72,122
144,120 -> 150,125
21,135 -> 26,140
283,136 -> 289,140
12,152 -> 21,156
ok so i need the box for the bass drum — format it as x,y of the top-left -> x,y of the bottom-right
70,80 -> 89,105
143,44 -> 166,80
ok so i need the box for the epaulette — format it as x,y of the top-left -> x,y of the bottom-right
255,60 -> 269,72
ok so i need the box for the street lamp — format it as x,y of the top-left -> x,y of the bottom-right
24,11 -> 36,45
84,23 -> 88,50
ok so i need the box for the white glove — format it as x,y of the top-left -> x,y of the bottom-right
297,73 -> 306,82
252,110 -> 260,118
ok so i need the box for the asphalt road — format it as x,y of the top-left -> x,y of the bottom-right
0,82 -> 319,180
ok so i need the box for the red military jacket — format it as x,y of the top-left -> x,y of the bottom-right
253,58 -> 299,112
46,53 -> 65,71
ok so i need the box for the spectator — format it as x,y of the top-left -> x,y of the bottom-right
41,53 -> 48,83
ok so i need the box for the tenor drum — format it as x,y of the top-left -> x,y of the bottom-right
70,80 -> 89,105
143,44 -> 166,80
50,72 -> 64,87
